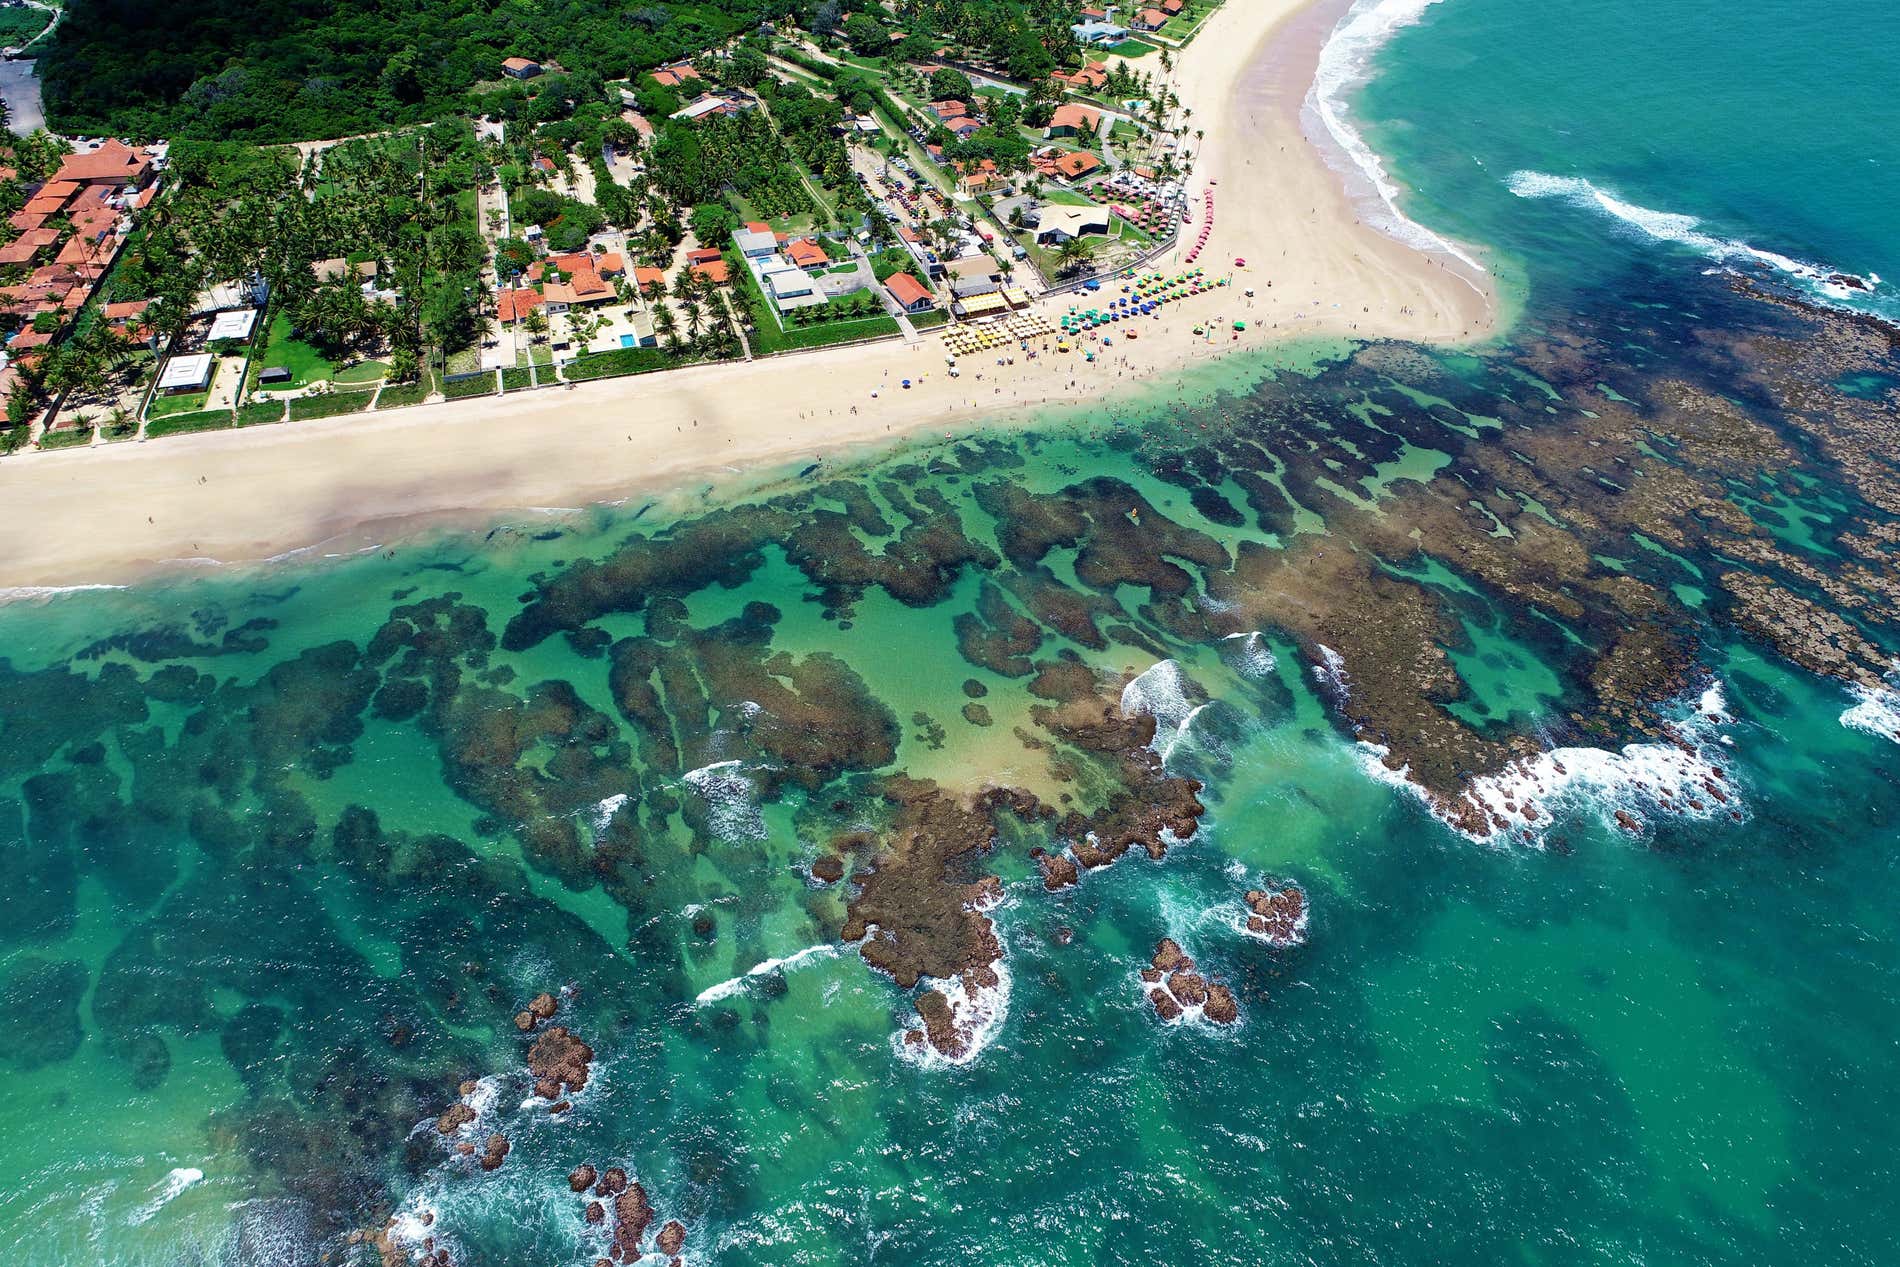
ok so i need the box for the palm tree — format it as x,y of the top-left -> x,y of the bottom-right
1054,234 -> 1096,278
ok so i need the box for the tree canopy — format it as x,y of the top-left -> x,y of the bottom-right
41,0 -> 770,141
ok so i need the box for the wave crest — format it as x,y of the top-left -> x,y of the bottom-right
1506,170 -> 1880,303
1305,0 -> 1486,271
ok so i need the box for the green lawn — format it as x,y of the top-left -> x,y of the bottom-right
375,379 -> 431,409
442,372 -> 498,400
37,426 -> 93,450
563,346 -> 681,381
332,360 -> 390,385
288,392 -> 374,421
1107,38 -> 1159,57
500,366 -> 533,391
251,314 -> 337,391
235,400 -> 286,426
145,410 -> 235,439
146,389 -> 213,419
1040,187 -> 1101,208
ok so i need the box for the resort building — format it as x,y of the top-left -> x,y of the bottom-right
1045,104 -> 1102,139
884,272 -> 936,313
1034,203 -> 1110,244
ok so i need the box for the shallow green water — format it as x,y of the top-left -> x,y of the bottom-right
3,2 -> 1900,1264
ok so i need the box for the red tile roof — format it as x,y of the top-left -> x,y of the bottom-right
1049,104 -> 1101,132
52,139 -> 151,186
104,299 -> 150,321
684,247 -> 723,265
1054,151 -> 1103,180
0,228 -> 62,265
496,288 -> 545,321
885,272 -> 932,307
632,266 -> 668,291
743,221 -> 771,234
690,258 -> 730,284
596,252 -> 624,275
785,238 -> 828,269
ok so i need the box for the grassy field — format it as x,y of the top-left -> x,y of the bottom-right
235,400 -> 286,426
500,366 -> 533,391
374,378 -> 431,409
37,426 -> 92,450
145,410 -> 235,439
442,372 -> 497,400
146,388 -> 213,419
563,346 -> 681,381
288,392 -> 374,421
332,360 -> 389,385
251,314 -> 336,390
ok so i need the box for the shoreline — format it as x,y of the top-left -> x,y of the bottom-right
0,0 -> 1496,592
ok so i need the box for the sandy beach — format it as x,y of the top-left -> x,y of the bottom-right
0,0 -> 1493,590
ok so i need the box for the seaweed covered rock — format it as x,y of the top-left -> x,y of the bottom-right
528,1025 -> 594,1100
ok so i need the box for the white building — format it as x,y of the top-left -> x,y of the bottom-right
157,353 -> 215,394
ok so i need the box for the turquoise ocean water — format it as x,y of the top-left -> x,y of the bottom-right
2,2 -> 1898,1264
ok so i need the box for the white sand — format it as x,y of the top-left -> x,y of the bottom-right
0,0 -> 1493,589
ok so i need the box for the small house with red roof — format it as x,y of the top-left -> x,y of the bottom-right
1046,104 -> 1102,138
885,272 -> 935,313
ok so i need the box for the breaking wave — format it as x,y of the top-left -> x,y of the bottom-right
1306,0 -> 1487,271
1121,659 -> 1209,764
128,1168 -> 203,1226
695,943 -> 841,1004
1505,171 -> 1881,305
682,760 -> 768,843
893,960 -> 1013,1070
1841,670 -> 1900,745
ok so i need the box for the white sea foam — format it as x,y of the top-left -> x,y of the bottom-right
894,959 -> 1012,1069
1505,171 -> 1881,302
1121,659 -> 1208,764
1328,642 -> 1744,844
1305,0 -> 1486,272
695,943 -> 841,1004
682,759 -> 768,842
127,1168 -> 203,1226
1841,668 -> 1900,745
584,792 -> 628,835
1221,630 -> 1278,679
0,583 -> 127,602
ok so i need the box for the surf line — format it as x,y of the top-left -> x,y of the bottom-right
694,943 -> 841,1004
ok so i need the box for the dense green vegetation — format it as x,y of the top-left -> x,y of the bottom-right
41,0 -> 767,141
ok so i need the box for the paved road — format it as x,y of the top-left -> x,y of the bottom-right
0,58 -> 45,136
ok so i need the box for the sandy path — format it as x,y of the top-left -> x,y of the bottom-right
0,0 -> 1494,590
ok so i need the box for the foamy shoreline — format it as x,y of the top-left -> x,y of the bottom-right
0,0 -> 1495,592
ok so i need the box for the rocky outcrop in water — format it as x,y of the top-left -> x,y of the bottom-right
1141,940 -> 1239,1026
1243,884 -> 1308,947
528,1026 -> 593,1101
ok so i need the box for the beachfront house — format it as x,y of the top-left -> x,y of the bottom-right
1046,104 -> 1101,139
157,352 -> 214,395
733,226 -> 779,260
785,237 -> 830,273
884,272 -> 936,313
1131,7 -> 1168,31
946,253 -> 1002,299
760,260 -> 826,315
1070,20 -> 1128,45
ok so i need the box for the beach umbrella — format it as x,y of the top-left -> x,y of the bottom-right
1232,321 -> 1245,331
